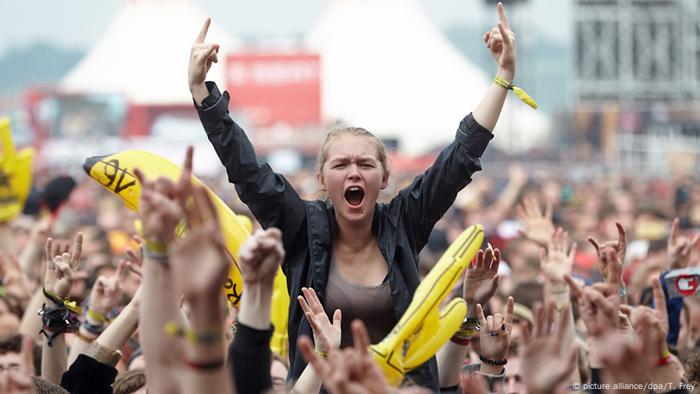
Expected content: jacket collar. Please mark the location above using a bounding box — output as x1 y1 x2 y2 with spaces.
307 200 399 295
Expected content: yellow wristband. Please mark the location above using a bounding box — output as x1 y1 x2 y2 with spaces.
144 239 168 254
164 322 224 345
44 289 82 314
493 75 538 110
662 347 671 359
87 309 107 323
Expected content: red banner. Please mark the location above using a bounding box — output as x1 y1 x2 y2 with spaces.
225 53 321 127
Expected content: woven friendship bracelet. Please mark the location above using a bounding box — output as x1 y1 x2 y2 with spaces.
479 354 507 366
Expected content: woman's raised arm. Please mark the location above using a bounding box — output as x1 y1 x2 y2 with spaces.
187 18 307 253
472 2 516 132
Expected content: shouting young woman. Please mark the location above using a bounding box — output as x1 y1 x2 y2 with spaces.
188 3 518 389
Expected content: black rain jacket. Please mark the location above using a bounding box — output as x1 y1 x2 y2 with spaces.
196 82 493 389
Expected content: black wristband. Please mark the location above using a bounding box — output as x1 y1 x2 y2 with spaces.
42 288 64 307
37 302 81 346
479 354 507 366
38 327 64 347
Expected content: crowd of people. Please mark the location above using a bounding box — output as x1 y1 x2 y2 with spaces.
2 2 700 393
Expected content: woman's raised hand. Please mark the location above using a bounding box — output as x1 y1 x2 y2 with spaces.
188 18 220 102
521 302 578 393
483 2 516 78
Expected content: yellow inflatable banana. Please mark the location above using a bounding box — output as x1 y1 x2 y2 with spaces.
83 150 290 356
0 118 34 223
371 224 483 386
269 267 289 357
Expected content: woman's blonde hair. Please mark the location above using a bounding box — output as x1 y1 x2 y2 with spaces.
315 127 390 181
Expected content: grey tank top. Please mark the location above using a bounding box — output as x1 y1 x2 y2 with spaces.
324 257 397 348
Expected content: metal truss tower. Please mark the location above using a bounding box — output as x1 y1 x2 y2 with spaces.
575 0 699 101
575 0 700 176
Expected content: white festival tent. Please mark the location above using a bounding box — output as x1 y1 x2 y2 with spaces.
57 0 241 176
60 0 550 156
61 0 240 105
305 0 552 154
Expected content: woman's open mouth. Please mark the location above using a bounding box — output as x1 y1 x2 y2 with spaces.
344 186 365 208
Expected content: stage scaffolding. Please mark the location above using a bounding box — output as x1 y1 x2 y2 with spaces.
575 0 700 175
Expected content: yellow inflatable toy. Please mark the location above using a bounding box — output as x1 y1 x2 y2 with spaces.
83 150 290 356
0 118 34 223
269 267 289 357
371 224 483 386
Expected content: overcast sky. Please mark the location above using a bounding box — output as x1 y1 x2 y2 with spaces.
0 0 571 55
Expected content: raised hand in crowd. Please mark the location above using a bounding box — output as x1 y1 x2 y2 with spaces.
298 320 403 394
133 161 190 247
89 261 127 317
597 311 657 394
298 287 341 355
437 246 501 388
476 296 514 376
613 279 671 385
124 235 144 278
236 226 285 331
169 183 234 394
540 228 576 285
232 227 284 394
188 18 220 105
516 197 554 248
61 284 144 393
133 146 193 394
170 185 230 304
463 246 501 308
597 300 682 394
43 234 83 299
566 248 624 375
67 260 128 365
18 215 52 282
41 233 82 384
644 278 669 342
568 234 625 304
667 217 700 269
238 228 284 289
18 234 80 341
588 222 627 280
292 287 341 394
566 250 622 338
474 1 519 130
521 302 578 394
483 1 516 79
538 227 580 387
0 253 33 308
